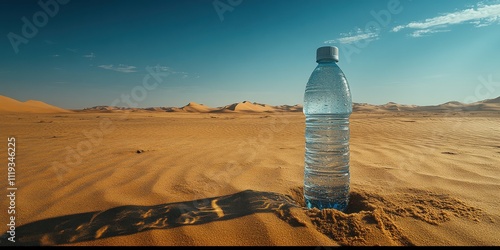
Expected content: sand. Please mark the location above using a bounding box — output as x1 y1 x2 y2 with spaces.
0 102 499 246
0 96 71 114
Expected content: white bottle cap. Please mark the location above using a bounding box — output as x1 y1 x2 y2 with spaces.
316 46 339 63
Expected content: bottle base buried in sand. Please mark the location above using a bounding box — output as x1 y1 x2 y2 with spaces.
304 172 350 211
304 196 349 211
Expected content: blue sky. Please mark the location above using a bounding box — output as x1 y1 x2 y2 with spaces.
1 0 500 109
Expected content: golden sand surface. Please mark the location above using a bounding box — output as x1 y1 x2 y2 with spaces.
0 111 499 246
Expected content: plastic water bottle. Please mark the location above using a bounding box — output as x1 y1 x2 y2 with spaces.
303 46 352 211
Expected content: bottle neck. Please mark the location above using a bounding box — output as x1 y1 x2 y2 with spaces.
317 59 338 65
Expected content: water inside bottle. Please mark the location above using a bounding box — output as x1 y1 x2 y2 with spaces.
304 114 350 211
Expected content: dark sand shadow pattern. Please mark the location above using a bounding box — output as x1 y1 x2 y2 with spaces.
0 190 302 246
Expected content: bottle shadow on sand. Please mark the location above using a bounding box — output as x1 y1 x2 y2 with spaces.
0 190 304 246
2 187 475 246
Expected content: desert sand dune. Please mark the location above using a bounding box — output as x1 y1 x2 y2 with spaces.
0 95 71 114
180 102 216 113
76 96 500 114
219 101 276 113
481 96 500 103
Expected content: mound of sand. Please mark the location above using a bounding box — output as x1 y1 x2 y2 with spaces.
220 101 276 113
352 97 500 113
481 96 500 104
180 102 216 113
274 104 303 112
4 94 500 115
0 95 71 114
76 96 500 114
353 103 382 112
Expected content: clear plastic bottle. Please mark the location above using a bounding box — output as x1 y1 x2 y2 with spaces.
303 46 352 211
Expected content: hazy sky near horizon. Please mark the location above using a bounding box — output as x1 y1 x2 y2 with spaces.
1 0 500 109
